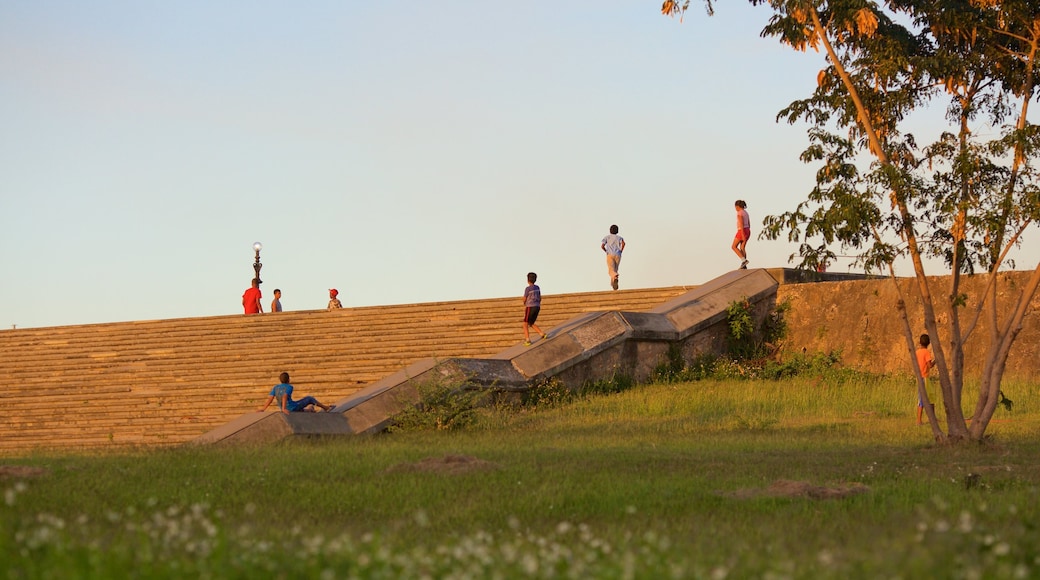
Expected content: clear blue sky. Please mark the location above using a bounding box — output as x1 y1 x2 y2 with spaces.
1 2 1033 329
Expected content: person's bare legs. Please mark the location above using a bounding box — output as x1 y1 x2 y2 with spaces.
732 238 746 260
531 323 544 339
523 321 546 345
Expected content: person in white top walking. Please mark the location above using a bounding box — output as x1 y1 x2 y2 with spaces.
601 224 626 290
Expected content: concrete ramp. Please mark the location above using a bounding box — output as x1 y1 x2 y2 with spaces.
196 270 779 445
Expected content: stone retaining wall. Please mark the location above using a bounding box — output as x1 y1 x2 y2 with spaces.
778 271 1040 380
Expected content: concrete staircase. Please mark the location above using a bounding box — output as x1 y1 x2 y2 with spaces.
0 286 694 455
198 270 782 447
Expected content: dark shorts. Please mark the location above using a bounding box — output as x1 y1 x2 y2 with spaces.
524 306 540 325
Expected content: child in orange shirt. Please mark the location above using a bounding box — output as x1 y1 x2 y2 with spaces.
915 334 936 425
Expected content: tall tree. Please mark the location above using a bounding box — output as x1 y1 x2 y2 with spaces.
663 0 1040 442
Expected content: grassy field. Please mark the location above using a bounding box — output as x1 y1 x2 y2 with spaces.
3 374 1039 578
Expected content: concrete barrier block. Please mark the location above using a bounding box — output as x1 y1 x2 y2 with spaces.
510 312 627 378
196 412 293 446
656 270 777 338
343 378 422 434
618 311 678 340
285 412 354 436
191 410 272 445
333 358 439 412
450 358 528 388
569 312 628 350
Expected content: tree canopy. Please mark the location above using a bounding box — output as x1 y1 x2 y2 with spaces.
664 0 1040 442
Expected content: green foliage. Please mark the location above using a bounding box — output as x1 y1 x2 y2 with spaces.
652 347 876 385
726 297 758 358
578 372 635 397
760 350 842 380
518 372 638 410
388 377 488 432
725 297 791 360
653 342 687 380
396 370 640 432
520 377 572 409
740 0 1040 441
652 298 861 385
652 350 719 383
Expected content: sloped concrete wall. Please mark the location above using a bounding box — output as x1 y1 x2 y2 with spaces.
199 270 781 445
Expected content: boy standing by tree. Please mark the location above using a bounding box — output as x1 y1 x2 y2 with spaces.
916 334 936 425
522 272 548 346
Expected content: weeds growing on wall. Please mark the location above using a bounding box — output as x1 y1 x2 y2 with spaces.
726 297 759 359
726 296 790 359
653 348 876 384
519 373 637 410
652 298 877 384
519 378 571 409
395 372 640 432
388 377 489 432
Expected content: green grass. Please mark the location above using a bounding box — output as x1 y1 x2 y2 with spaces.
3 375 1040 578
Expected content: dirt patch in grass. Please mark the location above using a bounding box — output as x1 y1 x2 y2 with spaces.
0 465 49 480
723 479 870 500
387 454 498 475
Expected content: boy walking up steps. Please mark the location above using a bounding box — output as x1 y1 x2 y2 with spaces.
521 272 548 346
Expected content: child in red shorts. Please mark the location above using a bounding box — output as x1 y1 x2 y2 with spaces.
732 200 750 269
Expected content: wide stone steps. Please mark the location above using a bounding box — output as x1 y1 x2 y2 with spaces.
0 286 692 455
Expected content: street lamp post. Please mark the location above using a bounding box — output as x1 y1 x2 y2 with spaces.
252 242 263 283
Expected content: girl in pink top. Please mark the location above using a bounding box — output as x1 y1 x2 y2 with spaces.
732 200 750 269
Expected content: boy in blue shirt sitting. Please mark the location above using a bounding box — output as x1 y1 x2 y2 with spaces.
258 372 334 414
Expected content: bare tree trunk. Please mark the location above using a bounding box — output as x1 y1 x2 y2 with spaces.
970 277 1001 421
947 232 966 413
893 275 944 440
908 247 970 439
969 265 1040 439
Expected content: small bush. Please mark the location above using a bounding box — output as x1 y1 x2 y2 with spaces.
653 352 726 383
521 378 572 409
650 349 875 384
651 343 687 382
579 372 635 397
389 378 488 432
726 297 758 359
725 297 791 360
